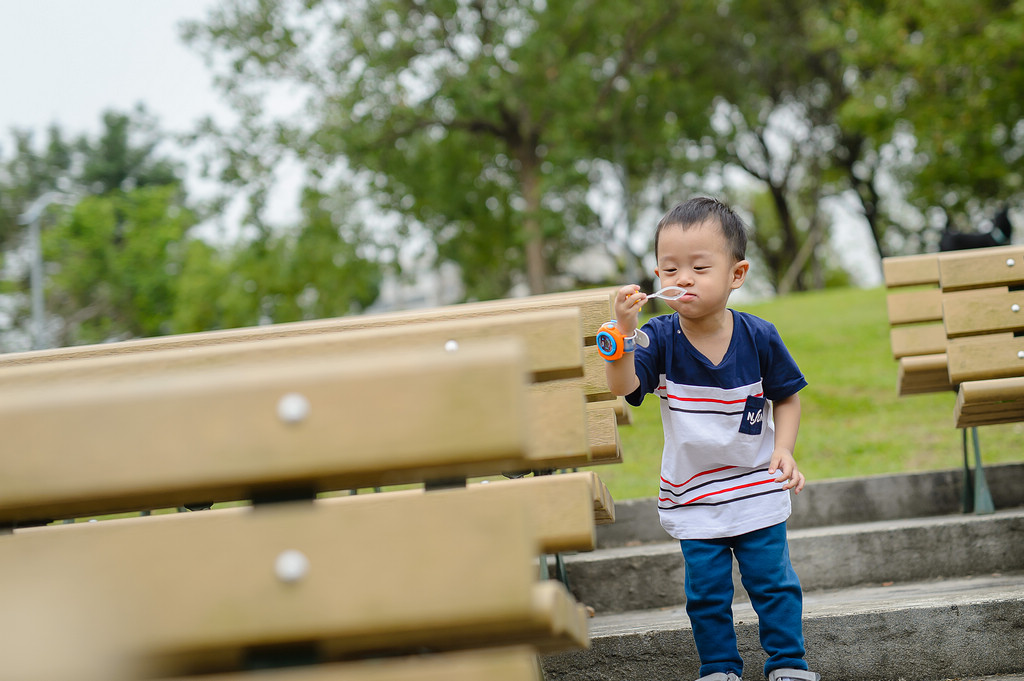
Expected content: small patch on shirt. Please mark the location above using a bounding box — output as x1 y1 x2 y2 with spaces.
739 395 766 435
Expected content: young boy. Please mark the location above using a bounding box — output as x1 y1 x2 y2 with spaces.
603 197 819 681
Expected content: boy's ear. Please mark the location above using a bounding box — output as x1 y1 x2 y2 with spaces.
730 260 750 290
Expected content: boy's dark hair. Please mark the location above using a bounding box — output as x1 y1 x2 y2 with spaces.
655 197 748 262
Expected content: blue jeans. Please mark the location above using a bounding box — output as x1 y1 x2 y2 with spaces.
680 521 807 678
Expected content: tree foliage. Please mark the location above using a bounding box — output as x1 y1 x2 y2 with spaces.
6 1 1024 352
1 108 195 348
43 185 196 344
171 186 382 333
184 0 732 296
827 0 1024 244
183 0 1024 297
1 108 381 350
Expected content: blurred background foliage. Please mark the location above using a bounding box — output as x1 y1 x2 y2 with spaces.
1 0 1022 349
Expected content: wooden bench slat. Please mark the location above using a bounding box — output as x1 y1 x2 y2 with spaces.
938 245 1024 291
153 647 543 681
0 341 539 522
17 471 612 555
942 289 1024 337
0 288 615 370
882 254 941 288
886 288 943 325
587 469 616 524
0 309 585 389
584 405 622 465
612 396 632 425
318 580 587 661
0 492 588 677
947 334 1024 384
955 376 1024 427
897 353 952 395
530 347 612 404
882 254 948 395
956 401 1024 427
470 470 614 537
957 375 1024 404
325 472 605 554
524 387 591 471
889 323 947 359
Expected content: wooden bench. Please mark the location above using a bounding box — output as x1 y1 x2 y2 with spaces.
0 291 624 681
938 245 1024 516
882 248 1024 514
937 245 1024 428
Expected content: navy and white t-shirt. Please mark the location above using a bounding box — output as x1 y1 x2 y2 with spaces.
626 310 807 540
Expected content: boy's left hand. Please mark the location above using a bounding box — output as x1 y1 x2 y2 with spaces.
769 450 805 494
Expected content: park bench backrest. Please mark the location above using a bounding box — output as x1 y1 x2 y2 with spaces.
0 289 625 681
935 246 1024 427
882 253 952 395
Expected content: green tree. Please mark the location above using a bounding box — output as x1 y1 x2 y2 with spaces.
77 109 180 194
184 0 1024 299
658 0 1023 277
827 0 1024 243
2 106 384 350
43 185 197 345
183 0 723 298
172 185 382 332
769 0 1024 261
675 0 873 290
1 108 194 348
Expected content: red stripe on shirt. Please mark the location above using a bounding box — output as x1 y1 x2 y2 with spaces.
661 466 736 488
657 477 777 505
657 386 764 406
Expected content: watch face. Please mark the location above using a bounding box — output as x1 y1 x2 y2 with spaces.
597 331 617 357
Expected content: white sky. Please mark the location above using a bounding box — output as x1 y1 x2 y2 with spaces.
0 0 225 138
0 0 309 233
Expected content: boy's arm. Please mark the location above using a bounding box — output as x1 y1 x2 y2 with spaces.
604 285 645 397
769 392 805 493
605 351 641 396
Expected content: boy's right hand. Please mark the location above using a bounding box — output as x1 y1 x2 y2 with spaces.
613 285 647 336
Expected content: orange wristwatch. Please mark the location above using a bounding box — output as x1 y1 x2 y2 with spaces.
596 321 636 361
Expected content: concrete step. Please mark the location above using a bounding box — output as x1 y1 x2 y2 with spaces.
567 507 1024 614
543 572 1024 681
597 462 1024 549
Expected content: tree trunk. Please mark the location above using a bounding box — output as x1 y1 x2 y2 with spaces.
519 152 547 294
768 183 806 291
777 210 823 295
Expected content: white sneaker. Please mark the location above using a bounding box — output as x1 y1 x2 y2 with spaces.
695 674 741 681
768 669 820 681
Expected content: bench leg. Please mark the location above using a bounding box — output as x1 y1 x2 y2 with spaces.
554 552 570 588
969 427 995 515
961 429 974 513
538 553 571 591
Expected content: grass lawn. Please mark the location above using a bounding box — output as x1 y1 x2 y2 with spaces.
599 285 1024 501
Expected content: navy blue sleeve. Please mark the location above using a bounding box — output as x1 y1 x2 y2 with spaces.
760 322 807 401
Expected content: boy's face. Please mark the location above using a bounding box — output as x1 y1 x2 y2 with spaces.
654 221 749 320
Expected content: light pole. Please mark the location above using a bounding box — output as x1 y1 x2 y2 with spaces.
17 192 74 350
